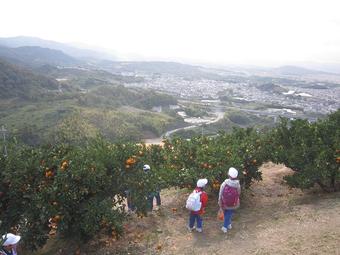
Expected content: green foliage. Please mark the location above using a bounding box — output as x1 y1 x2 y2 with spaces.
0 70 178 145
160 127 268 191
224 110 275 127
270 110 340 192
55 108 173 143
0 58 179 146
0 59 59 100
79 85 177 110
0 139 160 250
1 101 175 145
184 105 208 118
35 64 143 89
0 127 268 250
177 110 275 138
0 110 338 252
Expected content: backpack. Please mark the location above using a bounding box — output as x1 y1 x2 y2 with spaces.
185 191 202 211
222 184 239 208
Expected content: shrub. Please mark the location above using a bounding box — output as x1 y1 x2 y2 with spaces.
270 110 340 192
0 139 159 250
160 127 269 192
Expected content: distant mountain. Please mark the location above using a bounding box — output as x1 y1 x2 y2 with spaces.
0 36 116 61
35 64 143 89
272 65 329 76
97 60 227 80
0 45 81 68
0 58 59 99
298 63 340 75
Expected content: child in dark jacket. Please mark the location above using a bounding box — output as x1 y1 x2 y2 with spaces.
187 178 208 233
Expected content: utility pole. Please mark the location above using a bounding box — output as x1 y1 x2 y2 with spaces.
0 125 8 157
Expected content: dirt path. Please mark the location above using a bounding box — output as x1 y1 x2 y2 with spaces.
88 163 340 255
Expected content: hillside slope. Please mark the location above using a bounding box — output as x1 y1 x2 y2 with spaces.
0 46 81 67
0 58 59 99
80 163 340 255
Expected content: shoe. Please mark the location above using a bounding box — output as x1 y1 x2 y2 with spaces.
187 226 195 232
196 228 202 233
227 224 232 230
221 226 228 233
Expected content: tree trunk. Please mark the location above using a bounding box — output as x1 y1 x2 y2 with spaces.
316 180 332 193
330 175 336 192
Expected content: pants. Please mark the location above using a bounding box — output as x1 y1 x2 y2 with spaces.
127 197 135 211
125 190 135 211
148 191 161 210
223 209 234 228
189 213 202 229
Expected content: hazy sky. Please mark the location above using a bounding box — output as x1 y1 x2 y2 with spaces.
1 0 340 65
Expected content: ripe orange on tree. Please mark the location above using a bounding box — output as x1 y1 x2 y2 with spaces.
45 170 54 178
60 160 68 170
336 157 340 164
125 157 137 165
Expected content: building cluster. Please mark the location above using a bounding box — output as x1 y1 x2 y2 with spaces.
127 73 340 116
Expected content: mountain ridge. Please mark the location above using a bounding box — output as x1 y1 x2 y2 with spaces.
0 36 116 61
0 45 81 68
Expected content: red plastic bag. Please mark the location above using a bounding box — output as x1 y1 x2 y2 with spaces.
217 209 224 221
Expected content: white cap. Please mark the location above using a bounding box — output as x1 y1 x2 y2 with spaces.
197 178 208 188
143 164 151 171
228 167 238 179
2 233 21 246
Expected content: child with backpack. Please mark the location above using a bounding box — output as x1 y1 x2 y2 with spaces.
218 167 241 233
186 178 208 233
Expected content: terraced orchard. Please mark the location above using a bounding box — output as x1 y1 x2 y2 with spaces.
0 110 339 253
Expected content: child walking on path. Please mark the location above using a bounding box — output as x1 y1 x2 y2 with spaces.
187 178 208 233
218 167 241 233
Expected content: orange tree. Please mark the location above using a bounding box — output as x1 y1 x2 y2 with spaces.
160 127 269 192
0 138 160 250
269 110 340 192
0 128 272 251
0 142 49 250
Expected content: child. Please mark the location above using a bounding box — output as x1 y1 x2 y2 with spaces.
143 164 162 211
218 167 241 233
1 233 21 255
187 178 208 233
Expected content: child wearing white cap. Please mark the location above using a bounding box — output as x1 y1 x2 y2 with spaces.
218 167 241 233
186 178 208 233
1 233 21 255
143 164 162 211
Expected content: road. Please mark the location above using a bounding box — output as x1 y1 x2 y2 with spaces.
143 110 224 145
